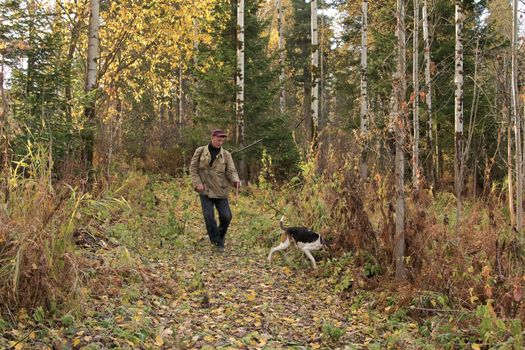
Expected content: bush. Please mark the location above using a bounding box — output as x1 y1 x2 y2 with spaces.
0 144 85 316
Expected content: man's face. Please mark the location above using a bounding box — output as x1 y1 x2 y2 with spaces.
211 135 226 148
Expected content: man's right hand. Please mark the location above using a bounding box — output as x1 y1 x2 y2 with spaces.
195 183 205 193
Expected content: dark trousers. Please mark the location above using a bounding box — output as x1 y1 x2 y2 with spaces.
199 195 232 247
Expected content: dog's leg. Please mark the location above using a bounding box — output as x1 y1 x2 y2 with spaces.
268 235 290 262
302 248 317 269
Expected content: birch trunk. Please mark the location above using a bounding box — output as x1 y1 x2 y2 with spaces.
84 0 100 180
320 8 324 126
394 0 407 280
311 0 319 149
511 0 522 232
85 0 99 102
192 19 199 117
236 0 247 180
178 63 183 138
422 0 435 189
360 0 369 179
0 55 8 171
278 0 285 113
412 0 419 194
508 108 515 226
454 1 464 230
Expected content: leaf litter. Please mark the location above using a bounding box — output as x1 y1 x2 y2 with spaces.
0 179 424 350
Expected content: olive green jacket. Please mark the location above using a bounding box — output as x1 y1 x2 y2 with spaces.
190 145 240 199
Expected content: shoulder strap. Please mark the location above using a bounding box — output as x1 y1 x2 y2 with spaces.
197 145 206 161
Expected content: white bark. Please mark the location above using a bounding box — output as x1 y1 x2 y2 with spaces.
394 0 406 280
192 19 199 117
454 1 464 229
412 0 419 193
0 55 8 170
422 0 435 188
511 0 522 232
508 108 515 227
85 0 99 95
83 0 100 178
236 0 245 148
311 0 319 145
179 63 183 137
360 0 368 179
278 0 285 113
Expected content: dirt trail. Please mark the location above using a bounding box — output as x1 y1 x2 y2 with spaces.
163 234 368 349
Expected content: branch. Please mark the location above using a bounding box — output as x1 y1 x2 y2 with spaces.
230 138 264 155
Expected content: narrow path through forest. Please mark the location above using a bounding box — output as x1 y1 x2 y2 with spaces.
162 234 368 349
1 182 425 350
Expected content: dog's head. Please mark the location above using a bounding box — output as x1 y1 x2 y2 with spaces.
319 229 334 252
321 237 333 250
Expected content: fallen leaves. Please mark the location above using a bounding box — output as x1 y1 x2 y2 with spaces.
0 179 425 350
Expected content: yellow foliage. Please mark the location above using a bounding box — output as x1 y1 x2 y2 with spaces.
98 0 218 104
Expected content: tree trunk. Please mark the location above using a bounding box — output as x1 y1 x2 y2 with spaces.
320 7 324 127
394 0 407 280
278 0 285 114
192 18 199 117
360 0 369 179
65 20 82 123
304 84 312 149
422 0 435 190
511 0 522 233
236 0 247 180
464 38 480 183
84 0 100 183
26 0 36 99
0 55 8 172
178 63 183 138
412 0 420 194
310 0 319 150
454 1 464 231
508 106 515 225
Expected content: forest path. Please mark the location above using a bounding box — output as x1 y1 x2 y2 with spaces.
161 229 368 349
1 181 423 350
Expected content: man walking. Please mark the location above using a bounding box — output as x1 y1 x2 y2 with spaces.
190 129 240 252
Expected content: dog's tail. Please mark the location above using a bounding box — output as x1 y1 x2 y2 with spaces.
280 215 286 230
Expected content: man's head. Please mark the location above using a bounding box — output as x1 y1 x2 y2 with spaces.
210 128 227 148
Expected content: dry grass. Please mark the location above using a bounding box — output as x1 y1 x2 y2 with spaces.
282 128 525 323
0 145 85 317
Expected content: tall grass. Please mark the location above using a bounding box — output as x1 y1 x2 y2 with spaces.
0 143 85 318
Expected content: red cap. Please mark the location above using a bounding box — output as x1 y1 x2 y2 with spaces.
211 129 227 138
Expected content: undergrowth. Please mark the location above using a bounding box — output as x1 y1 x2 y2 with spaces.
2 137 524 348
0 143 86 317
251 128 525 349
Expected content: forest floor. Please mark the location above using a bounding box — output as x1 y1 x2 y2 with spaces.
1 178 431 350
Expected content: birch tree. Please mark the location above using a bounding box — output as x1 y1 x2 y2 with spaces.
311 0 319 148
412 0 419 194
0 53 8 172
511 0 522 232
84 0 100 178
278 0 285 114
360 0 368 179
237 0 247 180
394 0 407 280
454 1 464 228
422 0 434 188
178 63 183 137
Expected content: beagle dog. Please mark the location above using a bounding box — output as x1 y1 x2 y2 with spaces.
267 216 327 269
